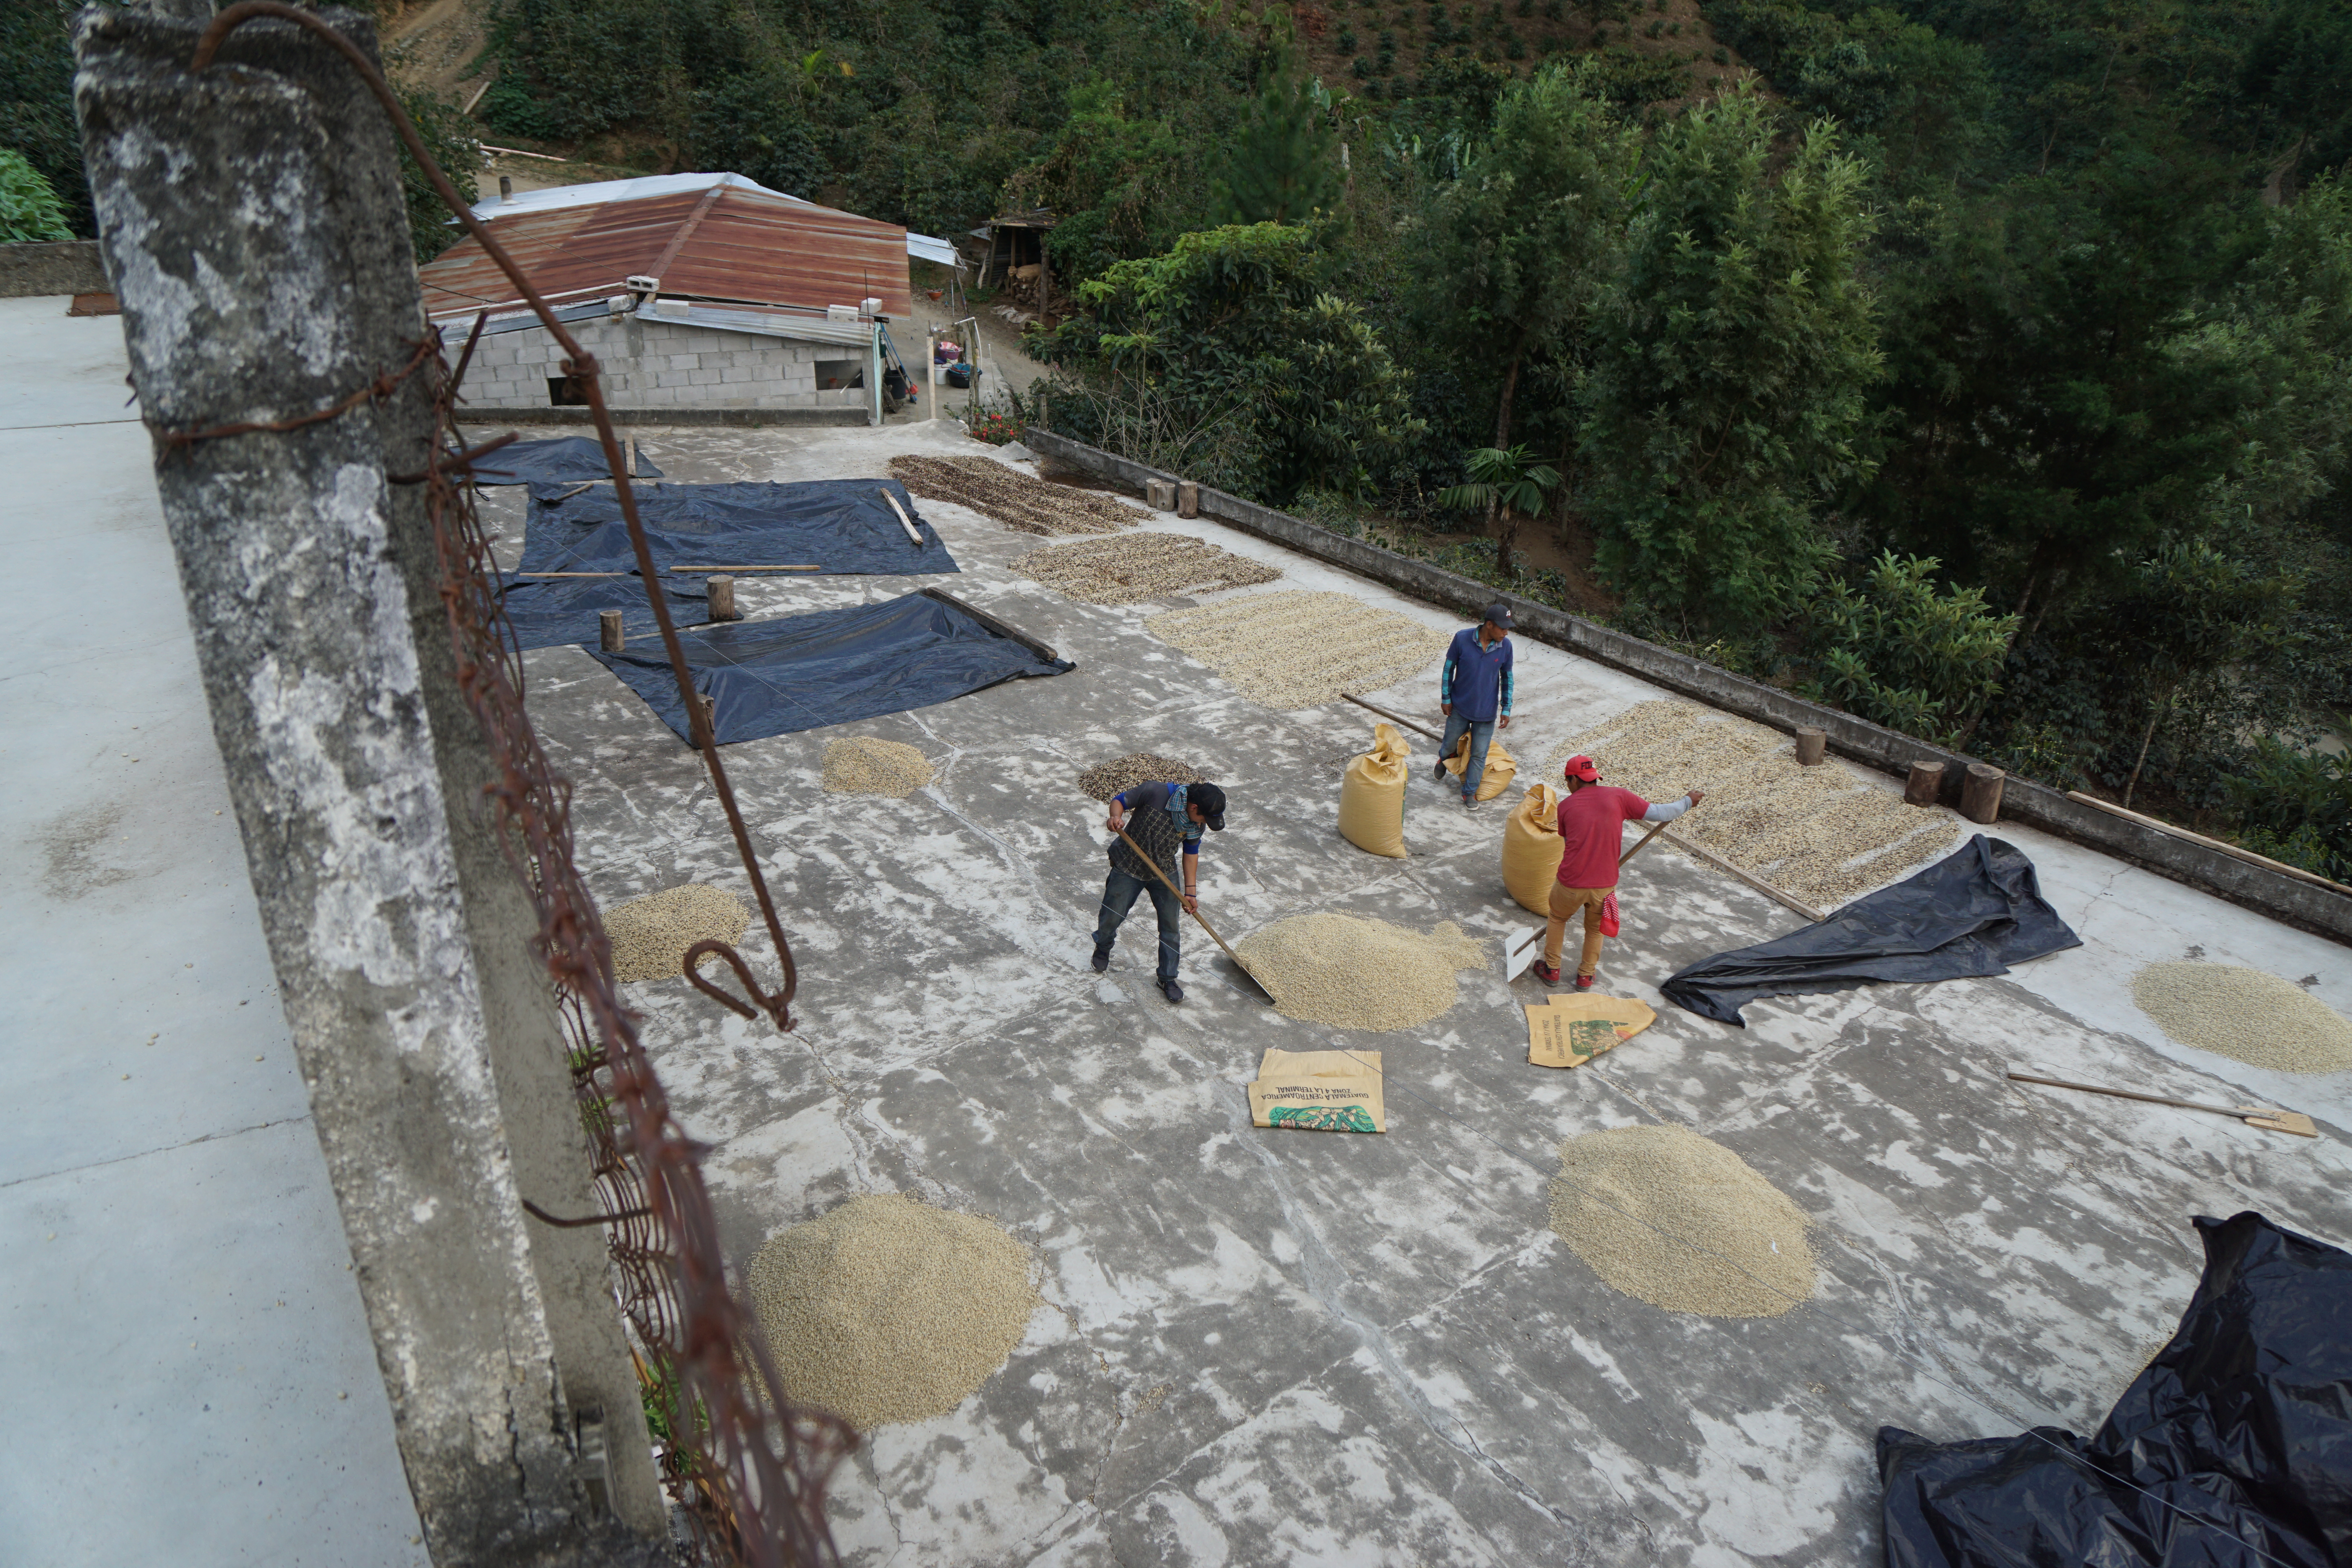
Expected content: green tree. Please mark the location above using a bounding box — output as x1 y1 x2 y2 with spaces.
1 0 83 236
1807 551 2018 743
2104 541 2303 808
396 86 485 265
1416 63 1638 572
2238 0 2352 198
1704 0 1996 195
1437 444 1564 575
1861 144 2269 628
0 147 70 243
1214 61 1343 225
1038 224 1422 501
1579 85 1882 630
686 72 829 200
1006 80 1198 286
2229 740 2352 881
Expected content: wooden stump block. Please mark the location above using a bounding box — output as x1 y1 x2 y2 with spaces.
1177 481 1199 519
1904 759 1945 808
1793 726 1826 766
707 574 738 622
1147 479 1178 511
598 609 624 652
1961 762 2006 824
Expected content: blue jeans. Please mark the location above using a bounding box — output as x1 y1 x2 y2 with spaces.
1094 869 1181 980
1440 711 1496 799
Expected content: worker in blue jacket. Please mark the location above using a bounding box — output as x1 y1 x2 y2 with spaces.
1436 603 1515 807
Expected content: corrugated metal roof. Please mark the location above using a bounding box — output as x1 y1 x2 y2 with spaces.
906 231 962 268
420 181 915 323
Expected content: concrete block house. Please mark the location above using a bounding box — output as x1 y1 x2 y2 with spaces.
420 173 957 423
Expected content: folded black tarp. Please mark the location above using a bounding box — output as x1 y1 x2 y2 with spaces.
1880 1211 2352 1568
590 588 1073 744
463 436 663 485
1659 835 2080 1025
492 572 706 652
519 479 956 576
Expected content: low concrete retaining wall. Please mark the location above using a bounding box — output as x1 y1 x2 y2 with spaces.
1028 427 2352 946
0 239 108 297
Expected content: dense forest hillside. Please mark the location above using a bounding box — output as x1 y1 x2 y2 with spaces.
4 0 2347 873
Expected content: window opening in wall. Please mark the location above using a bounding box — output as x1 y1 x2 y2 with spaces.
814 359 866 391
548 373 590 406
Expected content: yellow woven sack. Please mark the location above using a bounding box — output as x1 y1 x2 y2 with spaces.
1502 782 1562 913
1443 730 1518 801
1339 722 1410 858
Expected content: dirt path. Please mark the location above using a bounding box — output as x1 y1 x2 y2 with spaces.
381 0 495 100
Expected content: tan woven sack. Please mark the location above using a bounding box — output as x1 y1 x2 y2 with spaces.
1338 722 1411 858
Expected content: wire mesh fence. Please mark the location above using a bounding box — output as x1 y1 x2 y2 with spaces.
183 7 851 1562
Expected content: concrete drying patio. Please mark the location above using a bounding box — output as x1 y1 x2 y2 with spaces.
475 419 2352 1567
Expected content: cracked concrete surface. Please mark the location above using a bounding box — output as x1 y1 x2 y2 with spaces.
494 417 2349 1566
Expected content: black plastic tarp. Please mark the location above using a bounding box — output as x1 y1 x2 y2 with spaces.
463 436 663 485
1879 1211 2352 1568
1659 835 2080 1025
519 479 956 576
493 572 706 652
589 589 1073 744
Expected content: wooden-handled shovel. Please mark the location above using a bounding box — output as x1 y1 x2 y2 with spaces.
1112 827 1279 1002
2006 1070 2318 1137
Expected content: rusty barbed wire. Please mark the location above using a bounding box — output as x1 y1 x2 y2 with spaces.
415 276 849 1568
151 332 436 453
187 7 847 1565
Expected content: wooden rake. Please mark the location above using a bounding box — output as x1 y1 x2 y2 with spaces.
2007 1070 2318 1138
1112 827 1278 1002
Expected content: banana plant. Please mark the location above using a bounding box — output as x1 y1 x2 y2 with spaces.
1438 443 1560 579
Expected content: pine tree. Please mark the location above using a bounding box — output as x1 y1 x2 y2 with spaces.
1213 64 1343 226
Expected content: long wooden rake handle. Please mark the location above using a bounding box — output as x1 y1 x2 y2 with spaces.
1112 827 1276 1000
1619 818 1672 867
2006 1071 2316 1136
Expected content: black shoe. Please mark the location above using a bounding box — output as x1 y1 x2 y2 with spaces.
1159 976 1183 1004
1091 944 1111 973
1432 760 1449 784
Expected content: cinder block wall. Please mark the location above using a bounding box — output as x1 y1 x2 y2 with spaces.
454 316 867 411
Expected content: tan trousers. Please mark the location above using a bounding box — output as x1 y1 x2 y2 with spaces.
1546 883 1610 978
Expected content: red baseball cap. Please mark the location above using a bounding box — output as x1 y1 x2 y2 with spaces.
1562 755 1601 783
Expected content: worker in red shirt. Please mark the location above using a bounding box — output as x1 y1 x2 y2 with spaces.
1534 754 1705 988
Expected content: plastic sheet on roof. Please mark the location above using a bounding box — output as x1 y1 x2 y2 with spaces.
1659 835 2081 1025
589 590 1073 744
1879 1211 2352 1568
518 479 956 575
465 436 664 485
492 572 706 651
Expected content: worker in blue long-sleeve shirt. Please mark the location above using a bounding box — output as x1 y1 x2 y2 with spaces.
1435 602 1515 808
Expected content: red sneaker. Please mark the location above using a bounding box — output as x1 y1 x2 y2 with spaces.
1531 961 1561 984
1574 973 1595 991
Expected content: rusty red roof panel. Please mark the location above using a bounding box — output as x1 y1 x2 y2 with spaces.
419 186 914 321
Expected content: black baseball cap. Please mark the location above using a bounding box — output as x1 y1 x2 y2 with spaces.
1190 781 1227 830
1483 602 1514 628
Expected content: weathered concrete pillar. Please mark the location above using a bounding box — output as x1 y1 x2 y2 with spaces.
74 9 663 1563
